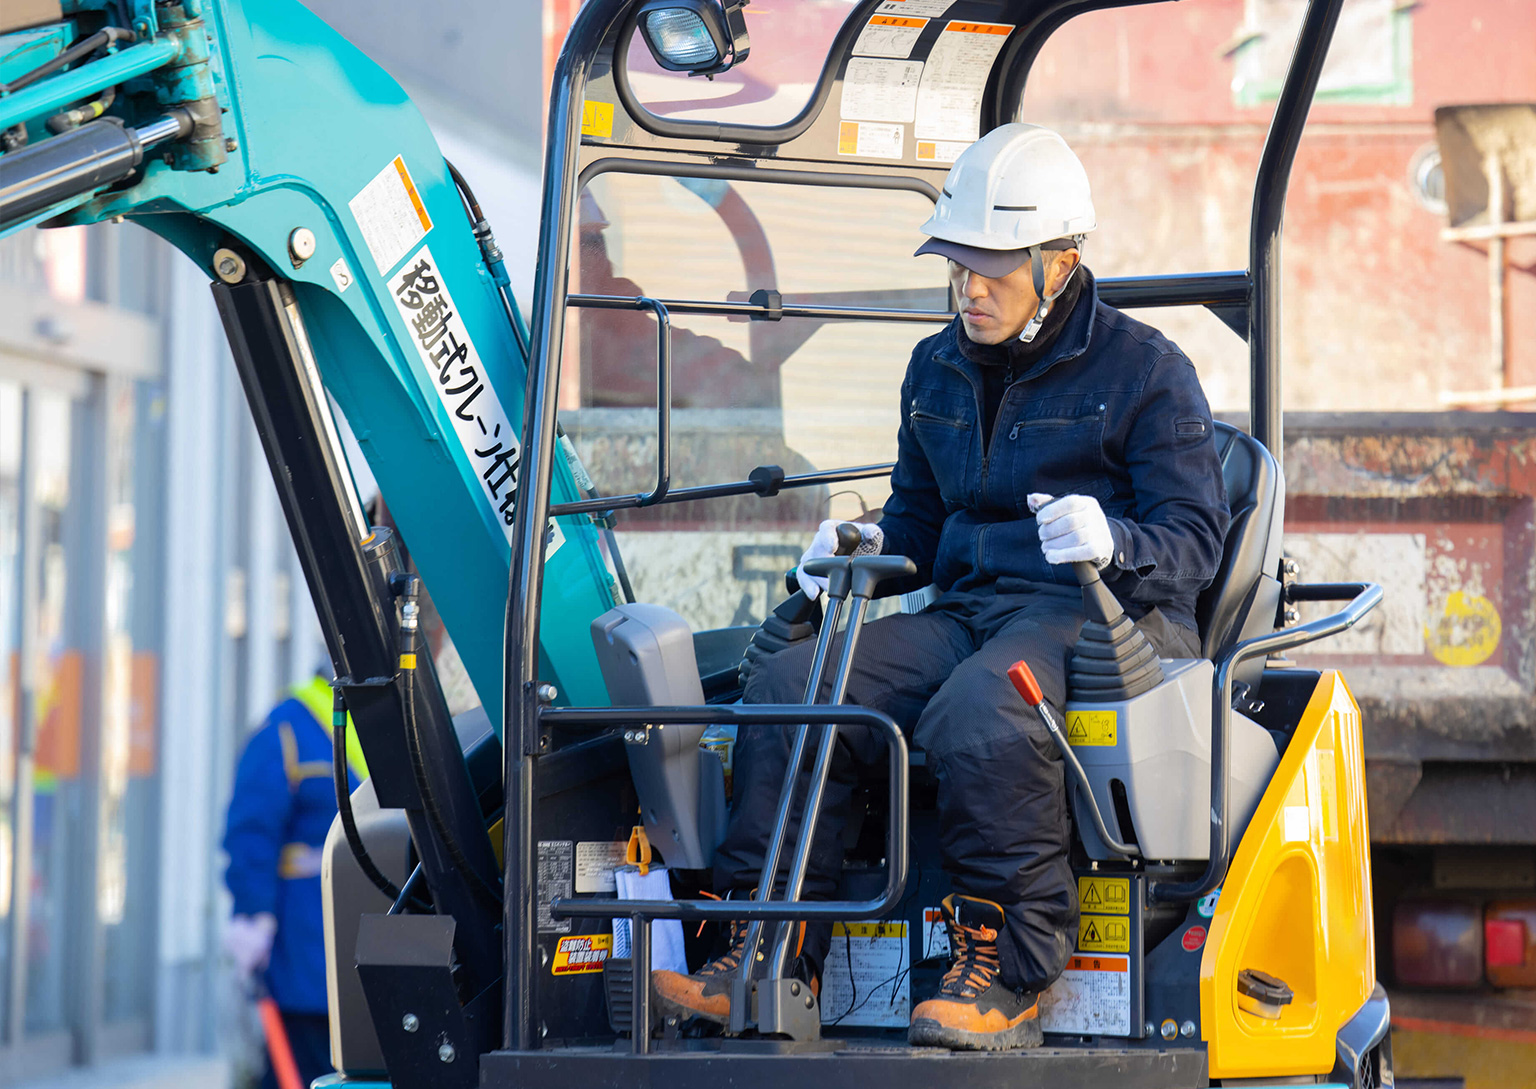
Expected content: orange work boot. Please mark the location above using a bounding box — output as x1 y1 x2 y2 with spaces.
908 894 1043 1051
652 918 813 1026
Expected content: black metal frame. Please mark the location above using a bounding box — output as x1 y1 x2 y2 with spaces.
1150 579 1382 903
507 0 1350 1053
213 275 505 1061
541 704 909 1053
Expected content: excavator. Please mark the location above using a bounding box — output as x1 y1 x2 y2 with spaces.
0 0 1390 1085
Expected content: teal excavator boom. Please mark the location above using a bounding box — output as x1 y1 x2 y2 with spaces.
0 0 618 1070
0 0 616 722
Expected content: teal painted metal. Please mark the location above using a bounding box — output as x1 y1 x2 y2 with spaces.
0 23 73 86
0 0 616 727
0 36 181 131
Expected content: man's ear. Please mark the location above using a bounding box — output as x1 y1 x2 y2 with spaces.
1047 249 1081 297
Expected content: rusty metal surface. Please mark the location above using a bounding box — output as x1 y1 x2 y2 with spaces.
1271 413 1536 842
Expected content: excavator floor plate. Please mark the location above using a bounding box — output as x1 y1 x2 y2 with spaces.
482 1040 1208 1089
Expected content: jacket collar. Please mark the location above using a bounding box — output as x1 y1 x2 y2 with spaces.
935 268 1099 385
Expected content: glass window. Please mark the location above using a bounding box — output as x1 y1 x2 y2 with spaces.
563 171 945 630
24 389 77 1035
0 380 20 1036
623 0 857 126
101 377 154 1023
1231 0 1412 107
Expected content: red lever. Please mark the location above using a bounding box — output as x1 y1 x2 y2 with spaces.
1007 660 1044 707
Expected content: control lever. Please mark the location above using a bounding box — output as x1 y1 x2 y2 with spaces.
1008 660 1140 859
1067 559 1164 700
748 525 871 693
734 551 916 1039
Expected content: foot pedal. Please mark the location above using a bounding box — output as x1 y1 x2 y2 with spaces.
603 957 635 1034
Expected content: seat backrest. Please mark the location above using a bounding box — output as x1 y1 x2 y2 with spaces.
1195 423 1285 673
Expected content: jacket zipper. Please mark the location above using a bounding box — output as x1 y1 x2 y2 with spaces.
909 408 969 429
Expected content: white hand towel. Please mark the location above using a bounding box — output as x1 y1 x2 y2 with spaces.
612 865 689 975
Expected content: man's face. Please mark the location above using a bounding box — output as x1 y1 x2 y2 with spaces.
949 249 1080 345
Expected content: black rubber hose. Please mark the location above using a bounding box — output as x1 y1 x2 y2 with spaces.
0 27 135 95
331 687 404 901
444 157 532 361
401 661 504 908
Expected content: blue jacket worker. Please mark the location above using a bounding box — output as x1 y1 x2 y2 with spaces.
223 673 367 1089
651 124 1229 1051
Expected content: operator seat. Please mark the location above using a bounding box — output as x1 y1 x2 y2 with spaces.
1195 421 1285 686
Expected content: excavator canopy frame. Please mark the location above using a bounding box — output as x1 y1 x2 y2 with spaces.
506 0 1347 1059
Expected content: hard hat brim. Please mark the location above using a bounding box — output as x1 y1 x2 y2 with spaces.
914 237 1031 278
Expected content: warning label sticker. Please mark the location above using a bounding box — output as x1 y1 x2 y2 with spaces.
916 139 970 164
537 840 574 934
876 0 952 16
837 120 905 160
922 906 951 958
854 14 929 59
841 57 924 122
821 921 910 1027
1039 955 1131 1035
575 841 628 894
1066 710 1117 747
552 933 613 975
1079 876 1131 916
350 156 433 276
1078 913 1131 954
581 100 614 138
914 21 1013 143
389 245 529 546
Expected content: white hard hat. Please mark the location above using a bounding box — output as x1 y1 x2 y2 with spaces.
916 124 1095 340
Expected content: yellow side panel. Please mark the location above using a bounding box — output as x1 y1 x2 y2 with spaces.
1202 670 1376 1078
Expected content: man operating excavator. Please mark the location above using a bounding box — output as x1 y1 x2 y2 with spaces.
651 123 1231 1051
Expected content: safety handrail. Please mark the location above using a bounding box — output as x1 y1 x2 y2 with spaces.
566 273 1250 328
542 702 908 1054
548 462 893 518
542 703 909 921
1150 579 1382 903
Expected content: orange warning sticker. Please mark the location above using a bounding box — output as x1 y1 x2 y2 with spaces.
1065 955 1129 972
392 156 432 234
552 933 613 975
944 20 1011 34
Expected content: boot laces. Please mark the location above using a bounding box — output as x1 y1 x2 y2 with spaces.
698 920 749 978
940 917 1000 999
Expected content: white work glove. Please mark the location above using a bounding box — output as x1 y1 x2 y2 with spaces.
223 912 278 978
1029 493 1114 569
796 519 884 601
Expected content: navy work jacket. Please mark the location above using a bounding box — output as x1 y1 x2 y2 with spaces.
223 694 359 1015
878 273 1230 634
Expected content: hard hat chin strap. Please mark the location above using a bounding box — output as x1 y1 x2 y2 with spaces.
1018 237 1086 344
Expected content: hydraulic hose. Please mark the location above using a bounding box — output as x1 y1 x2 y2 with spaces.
0 27 136 95
331 686 404 901
397 575 504 908
444 158 533 360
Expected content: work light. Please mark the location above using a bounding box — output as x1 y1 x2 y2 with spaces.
636 0 750 75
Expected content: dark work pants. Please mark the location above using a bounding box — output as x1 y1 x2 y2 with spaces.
260 1011 331 1089
716 585 1198 992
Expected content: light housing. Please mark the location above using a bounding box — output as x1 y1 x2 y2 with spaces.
1392 899 1482 988
1485 901 1536 988
636 0 750 76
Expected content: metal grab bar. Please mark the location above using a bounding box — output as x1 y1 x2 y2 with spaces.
593 295 675 507
548 462 893 518
1150 580 1382 903
545 703 907 1052
543 703 909 922
566 272 1251 328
